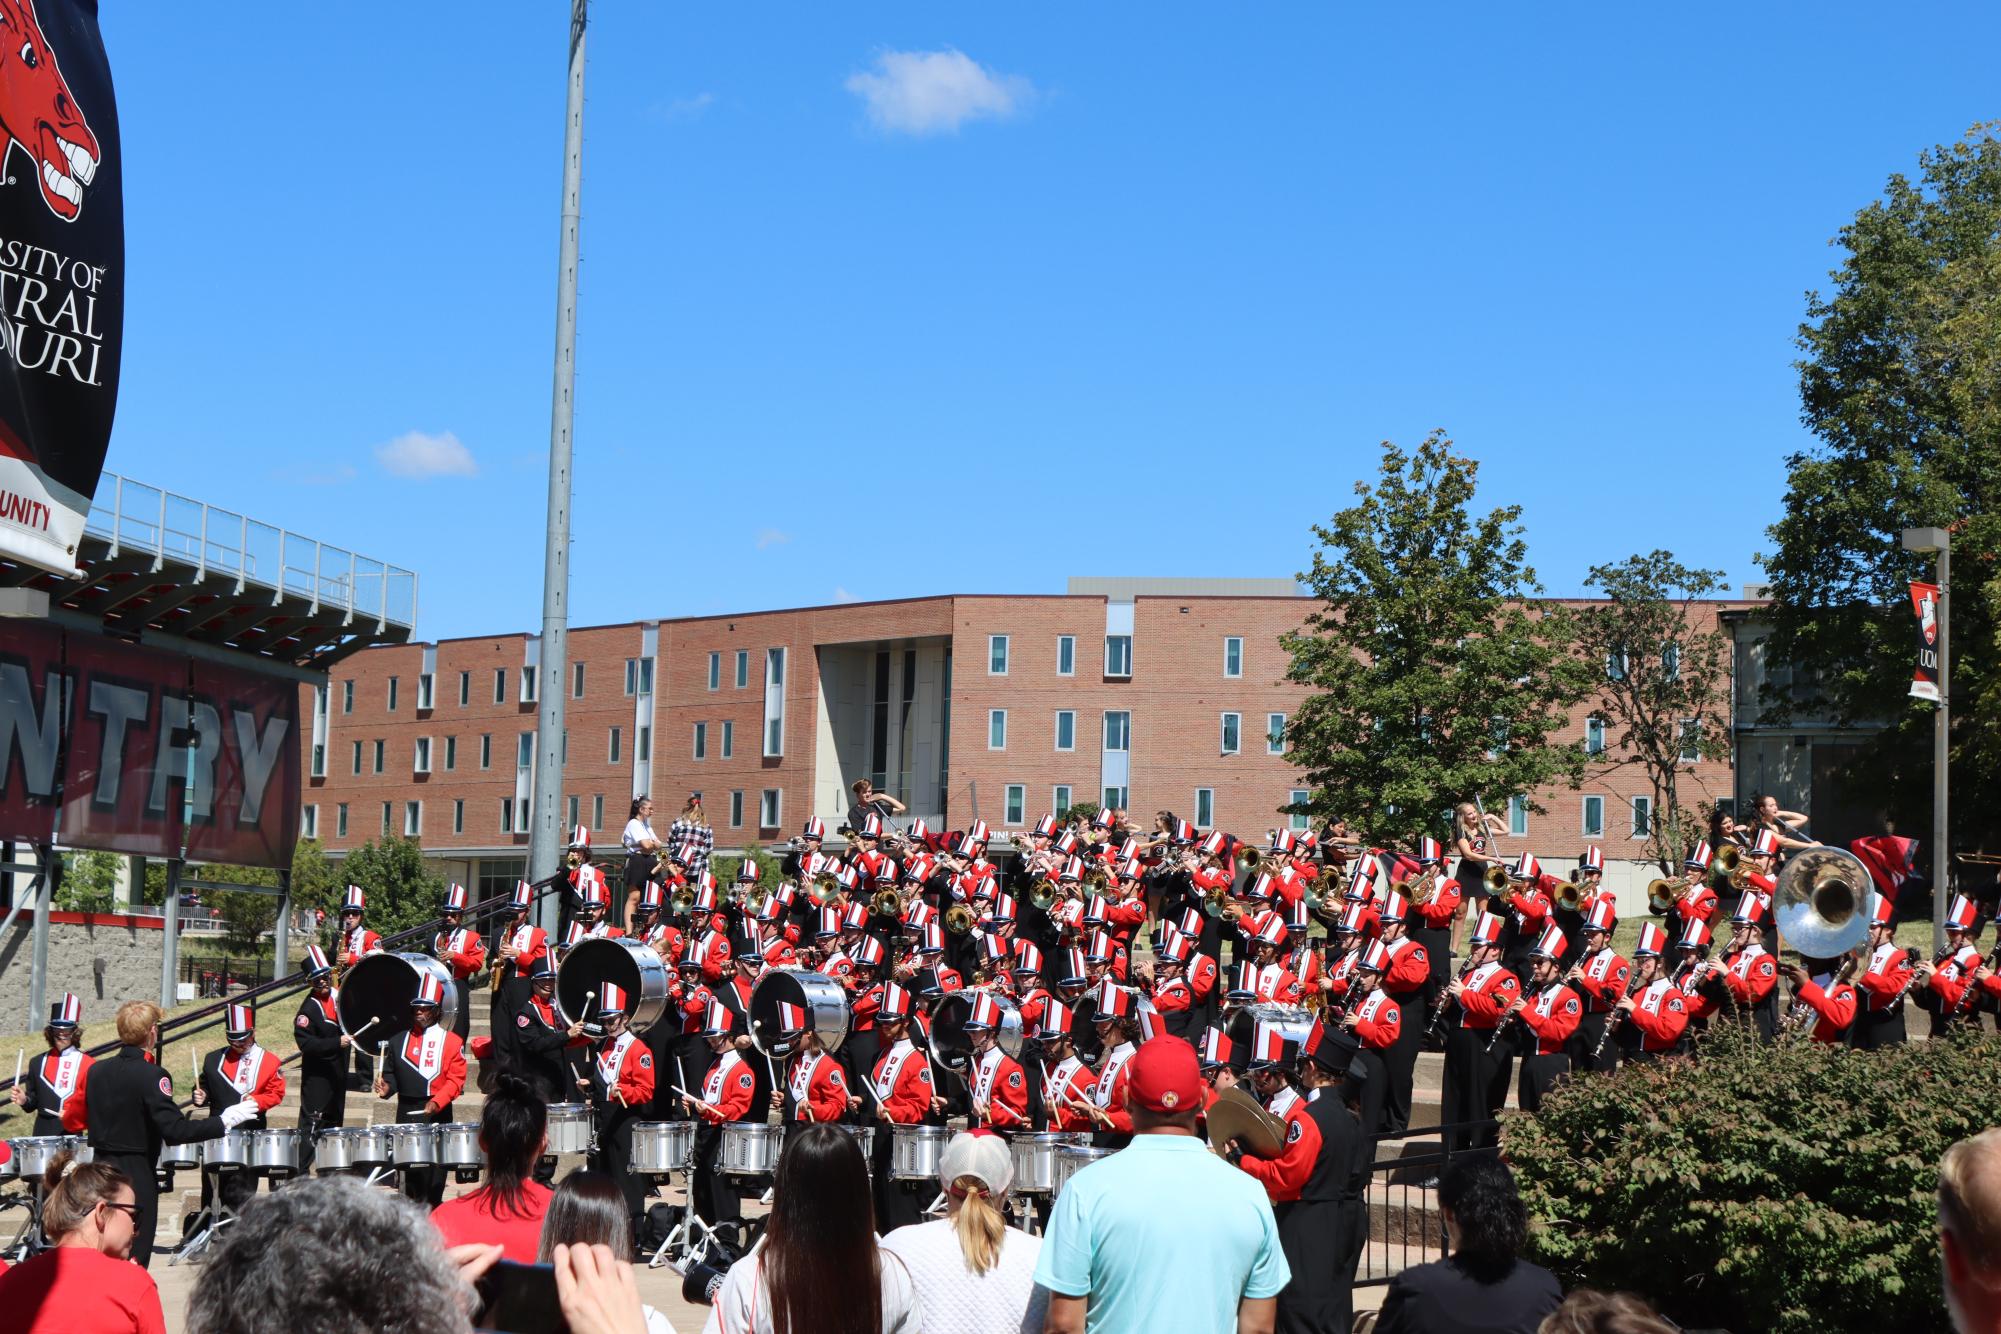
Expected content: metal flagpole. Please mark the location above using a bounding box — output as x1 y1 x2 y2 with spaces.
529 0 589 936
1903 527 1950 955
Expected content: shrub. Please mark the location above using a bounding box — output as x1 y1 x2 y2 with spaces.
57 850 121 912
710 843 776 891
326 836 446 945
1505 1023 2000 1333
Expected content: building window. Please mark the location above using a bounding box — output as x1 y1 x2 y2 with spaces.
1289 789 1311 831
341 680 353 714
764 649 786 758
1195 788 1215 827
494 668 507 704
372 740 385 774
573 662 586 698
1057 635 1075 676
521 669 537 704
989 710 1007 750
1224 637 1243 678
311 743 325 779
413 737 432 773
1102 785 1129 810
444 736 457 771
638 726 651 763
1104 635 1132 677
759 788 782 829
1054 785 1072 818
989 635 1009 676
1679 720 1701 764
351 740 362 775
479 734 492 770
721 721 734 759
593 794 604 828
1104 711 1131 751
730 791 744 828
517 732 533 768
608 728 622 764
1055 710 1076 751
693 722 708 760
625 657 653 696
336 803 348 837
405 801 422 837
458 671 470 706
1582 795 1604 838
1508 794 1529 836
1585 716 1607 756
567 795 580 828
387 677 399 711
1004 784 1025 825
381 802 392 836
453 799 464 834
1220 713 1241 755
735 650 749 688
1632 796 1652 837
708 653 721 691
501 799 514 833
1662 642 1681 682
1605 648 1627 682
1267 713 1286 755
417 673 434 710
301 804 318 838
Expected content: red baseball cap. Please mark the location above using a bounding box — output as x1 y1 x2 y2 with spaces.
1126 1037 1202 1114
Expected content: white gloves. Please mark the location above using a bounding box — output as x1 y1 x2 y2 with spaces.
219 1102 258 1130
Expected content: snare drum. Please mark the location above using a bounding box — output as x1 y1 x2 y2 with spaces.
544 1103 591 1156
0 1145 15 1182
390 1123 438 1167
157 1140 203 1172
1051 1145 1110 1197
248 1129 302 1176
9 1137 74 1178
204 1131 251 1171
1009 1132 1083 1196
436 1124 485 1169
630 1121 694 1175
890 1125 949 1182
347 1124 392 1167
720 1122 783 1178
313 1128 369 1173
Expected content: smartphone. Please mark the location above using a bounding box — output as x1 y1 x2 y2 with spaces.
475 1259 569 1334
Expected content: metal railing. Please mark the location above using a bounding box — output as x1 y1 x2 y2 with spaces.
1354 1119 1501 1287
84 472 418 629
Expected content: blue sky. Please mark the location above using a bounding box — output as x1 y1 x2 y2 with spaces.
97 4 2001 639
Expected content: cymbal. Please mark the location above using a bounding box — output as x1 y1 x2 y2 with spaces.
1206 1085 1285 1158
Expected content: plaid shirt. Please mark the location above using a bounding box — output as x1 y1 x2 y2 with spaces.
668 818 714 877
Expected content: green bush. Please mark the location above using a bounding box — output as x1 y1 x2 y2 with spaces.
57 850 121 913
1505 1023 1996 1332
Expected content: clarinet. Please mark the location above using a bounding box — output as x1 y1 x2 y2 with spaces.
1425 964 1472 1041
1879 946 1937 1011
1946 946 1999 1022
1591 970 1646 1059
1483 994 1528 1055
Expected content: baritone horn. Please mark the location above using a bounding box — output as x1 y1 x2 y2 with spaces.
1029 878 1060 911
871 887 904 918
944 903 977 936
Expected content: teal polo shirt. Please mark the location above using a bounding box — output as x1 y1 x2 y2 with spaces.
1033 1132 1290 1334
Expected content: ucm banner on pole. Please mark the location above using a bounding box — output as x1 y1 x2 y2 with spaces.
0 623 299 867
1909 580 1942 703
0 0 123 578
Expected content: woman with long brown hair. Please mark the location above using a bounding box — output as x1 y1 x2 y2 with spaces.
0 1151 166 1331
701 1124 920 1334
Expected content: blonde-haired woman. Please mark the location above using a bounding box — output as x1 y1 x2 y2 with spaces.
0 1150 166 1331
667 794 714 884
1451 800 1508 956
880 1133 1047 1334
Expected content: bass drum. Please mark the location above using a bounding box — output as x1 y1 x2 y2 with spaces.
1226 1002 1314 1058
339 952 460 1039
749 970 850 1057
930 991 1025 1074
557 937 670 1034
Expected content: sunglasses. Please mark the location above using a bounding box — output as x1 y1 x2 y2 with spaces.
100 1201 139 1220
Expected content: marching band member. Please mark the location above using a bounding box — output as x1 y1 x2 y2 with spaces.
1036 1000 1100 1132
1916 894 1989 1035
1406 837 1463 1027
1717 894 1780 1040
683 999 752 1239
291 947 348 1151
1850 896 1916 1048
1674 920 1724 1033
1196 1026 1236 1109
374 977 466 1206
755 898 798 967
1012 943 1051 1030
655 947 715 1121
773 1004 851 1125
867 984 939 1232
1149 932 1200 1040
914 922 963 991
1665 842 1719 945
1340 941 1403 1062
1229 1018 1323 1218
1375 891 1429 1135
1283 901 1326 1003
1614 924 1689 1063
337 885 380 967
193 1003 286 1214
1574 845 1612 920
11 993 90 1135
1323 906 1367 1014
1506 925 1581 1113
1780 952 1859 1044
844 937 890 1095
434 884 485 1041
779 817 827 882
583 981 656 1241
1565 900 1628 1073
1440 912 1517 1151
1083 982 1139 1147
1244 917 1305 1003
562 881 623 951
510 957 588 1154
1496 853 1554 971
962 993 1029 1132
492 881 549 1031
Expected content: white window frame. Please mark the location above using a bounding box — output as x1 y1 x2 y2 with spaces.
1679 719 1701 764
1194 787 1215 827
638 726 652 763
404 800 422 837
1220 712 1241 756
457 672 470 706
1289 789 1311 831
1054 710 1076 752
759 788 782 829
494 668 508 704
735 650 749 688
1004 784 1026 825
1105 634 1132 678
501 798 514 834
387 676 399 712
1582 795 1605 838
1508 794 1529 837
989 634 1010 676
693 722 708 760
479 734 492 770
1662 642 1681 682
517 732 534 768
1631 795 1652 838
311 743 325 779
372 740 385 775
763 649 786 758
341 680 354 714
444 736 457 771
1224 637 1243 678
1605 648 1628 682
1102 785 1129 810
1267 713 1286 755
521 669 537 704
593 794 605 829
350 740 362 776
301 804 318 839
336 803 349 838
1053 785 1072 818
625 659 640 696
413 736 432 774
1585 716 1607 756
381 803 392 836
452 799 464 835
988 709 1007 751
416 673 434 710
567 794 580 828
1056 635 1076 677
1104 711 1131 752
708 652 721 691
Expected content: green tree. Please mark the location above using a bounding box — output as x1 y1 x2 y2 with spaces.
185 862 280 954
56 850 121 913
330 836 446 946
289 837 339 922
1281 433 1595 844
1574 553 1735 874
1763 127 2001 850
710 843 777 891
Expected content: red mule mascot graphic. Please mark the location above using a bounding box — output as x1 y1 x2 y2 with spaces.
0 0 101 221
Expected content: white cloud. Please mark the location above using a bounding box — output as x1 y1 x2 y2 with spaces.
845 49 1032 136
656 91 715 121
833 587 860 604
375 430 477 480
755 528 791 550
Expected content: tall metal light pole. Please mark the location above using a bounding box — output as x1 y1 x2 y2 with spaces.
1902 526 1950 954
529 0 588 933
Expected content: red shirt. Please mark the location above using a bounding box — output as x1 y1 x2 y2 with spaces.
431 1181 554 1264
0 1245 167 1333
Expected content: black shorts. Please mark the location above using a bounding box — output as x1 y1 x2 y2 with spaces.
623 854 655 891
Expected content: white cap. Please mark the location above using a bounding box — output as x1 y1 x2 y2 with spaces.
938 1130 1013 1197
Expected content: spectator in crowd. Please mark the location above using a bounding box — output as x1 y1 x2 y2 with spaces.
668 795 715 882
0 1151 165 1333
882 1131 1048 1334
1036 1037 1288 1334
1374 1156 1563 1334
538 1171 677 1332
185 1175 650 1334
701 1123 921 1334
432 1073 553 1262
1940 1127 2001 1334
1536 1290 1676 1334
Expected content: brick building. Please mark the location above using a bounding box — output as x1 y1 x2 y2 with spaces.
299 577 1759 913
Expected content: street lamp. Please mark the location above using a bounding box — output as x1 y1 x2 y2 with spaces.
1901 526 1950 954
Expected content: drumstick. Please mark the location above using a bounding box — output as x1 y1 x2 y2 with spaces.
12 1049 20 1087
349 1017 379 1045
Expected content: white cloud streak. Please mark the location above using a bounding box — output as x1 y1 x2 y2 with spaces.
845 49 1032 136
375 430 477 480
755 528 791 550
